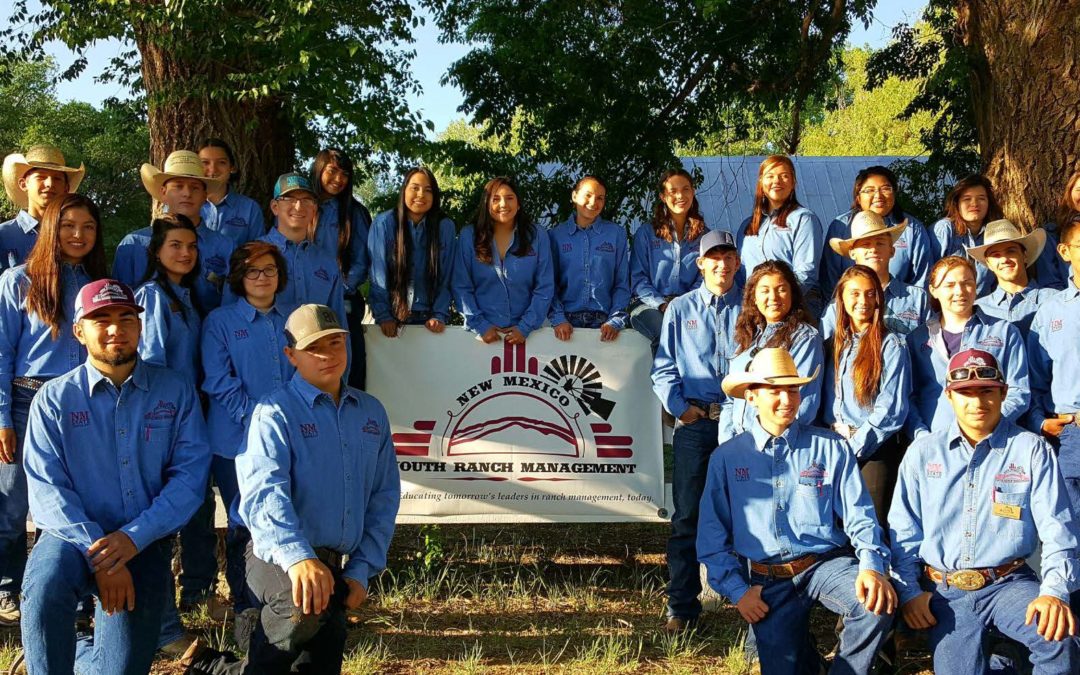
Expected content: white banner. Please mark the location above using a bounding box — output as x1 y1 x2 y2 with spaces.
366 326 666 523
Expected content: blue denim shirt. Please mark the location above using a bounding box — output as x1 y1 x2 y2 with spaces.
819 276 929 341
974 281 1056 334
1026 280 1080 474
889 420 1079 604
548 216 631 329
366 209 457 324
135 280 202 382
452 225 555 337
201 190 266 246
23 360 210 558
905 310 1030 439
698 420 890 603
822 331 911 459
238 373 400 587
201 299 294 459
113 223 236 311
629 224 704 308
820 210 933 297
651 283 742 418
0 211 38 272
735 207 824 313
931 218 995 297
718 322 825 444
1034 223 1071 291
0 263 91 428
313 198 371 295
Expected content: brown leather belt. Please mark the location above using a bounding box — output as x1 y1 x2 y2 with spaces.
12 377 47 392
750 553 818 579
924 559 1025 591
315 547 344 570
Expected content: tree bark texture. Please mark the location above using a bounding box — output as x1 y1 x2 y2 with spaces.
958 0 1080 228
135 28 293 213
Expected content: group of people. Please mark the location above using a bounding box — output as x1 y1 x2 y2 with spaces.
0 142 1078 674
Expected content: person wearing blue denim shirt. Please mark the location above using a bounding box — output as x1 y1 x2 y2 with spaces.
368 168 457 338
968 219 1057 333
182 304 399 674
116 151 235 312
819 210 930 341
889 348 1079 674
735 156 824 315
628 169 708 351
819 165 933 297
718 261 824 445
550 177 631 342
906 257 1029 440
930 175 1007 298
699 347 895 674
0 145 85 272
197 140 266 246
14 278 210 675
452 177 553 344
822 265 912 524
651 230 741 630
0 194 106 627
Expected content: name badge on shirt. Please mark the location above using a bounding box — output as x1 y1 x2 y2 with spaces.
992 501 1021 520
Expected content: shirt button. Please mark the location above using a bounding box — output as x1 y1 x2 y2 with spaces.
126 490 134 497
774 480 782 487
968 483 975 489
964 532 972 537
777 504 784 511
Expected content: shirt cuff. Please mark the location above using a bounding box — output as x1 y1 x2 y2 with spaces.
550 312 568 327
857 549 888 576
0 409 12 429
273 541 318 574
343 559 369 589
119 524 154 554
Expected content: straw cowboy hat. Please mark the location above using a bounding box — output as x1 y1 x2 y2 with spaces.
140 150 223 197
964 219 1046 268
721 348 821 399
2 145 86 210
829 210 907 258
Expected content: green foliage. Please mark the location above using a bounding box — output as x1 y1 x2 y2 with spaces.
432 0 878 222
0 58 150 248
415 523 445 572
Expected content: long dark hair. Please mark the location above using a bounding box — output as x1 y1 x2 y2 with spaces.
312 148 366 270
651 168 707 243
746 155 801 236
25 194 108 338
1059 170 1080 227
832 265 887 408
944 175 1003 237
849 165 906 223
198 138 238 186
733 259 812 354
141 214 203 322
474 176 533 264
389 167 445 322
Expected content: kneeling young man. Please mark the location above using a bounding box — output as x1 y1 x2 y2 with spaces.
184 304 400 675
699 348 896 674
890 349 1079 674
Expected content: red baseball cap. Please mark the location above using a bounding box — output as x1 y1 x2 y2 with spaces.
945 348 1006 392
74 279 144 321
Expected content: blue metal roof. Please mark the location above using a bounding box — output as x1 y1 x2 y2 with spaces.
630 155 916 234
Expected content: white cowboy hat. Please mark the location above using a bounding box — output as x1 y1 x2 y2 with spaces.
721 347 821 400
2 146 86 210
829 210 907 258
964 219 1046 267
140 150 223 197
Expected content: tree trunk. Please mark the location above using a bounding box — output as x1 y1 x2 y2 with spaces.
134 29 294 217
958 0 1080 228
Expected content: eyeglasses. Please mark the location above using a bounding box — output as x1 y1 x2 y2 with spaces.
277 196 316 208
946 366 1002 384
244 266 279 280
859 186 895 197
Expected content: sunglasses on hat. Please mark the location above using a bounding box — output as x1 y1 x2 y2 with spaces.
946 365 1003 384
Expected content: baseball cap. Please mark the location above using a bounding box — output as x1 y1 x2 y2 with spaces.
285 304 349 350
74 279 144 321
699 230 737 257
273 172 315 199
945 349 1006 392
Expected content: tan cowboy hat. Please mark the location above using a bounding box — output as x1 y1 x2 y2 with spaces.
721 348 821 399
829 210 907 258
964 219 1046 267
2 145 86 210
140 150 223 197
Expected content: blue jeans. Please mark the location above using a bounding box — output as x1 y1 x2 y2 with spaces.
346 294 366 391
564 310 608 329
0 384 36 600
628 300 664 353
666 417 718 620
21 531 170 674
749 553 893 675
926 565 1076 674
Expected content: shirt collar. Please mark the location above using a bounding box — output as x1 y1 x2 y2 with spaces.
85 358 149 394
695 281 740 307
750 417 799 453
987 281 1040 305
946 418 1009 453
16 211 38 234
1065 276 1080 301
289 371 356 409
236 297 284 323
